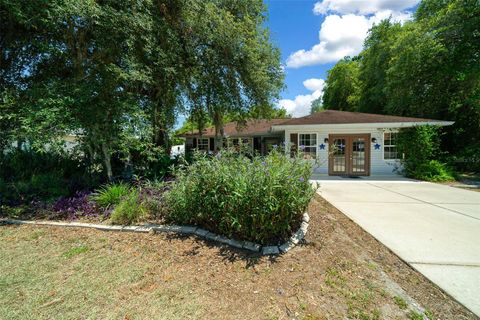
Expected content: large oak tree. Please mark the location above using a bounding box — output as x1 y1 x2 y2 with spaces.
0 0 284 179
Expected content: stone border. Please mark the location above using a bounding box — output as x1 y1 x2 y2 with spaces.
0 212 309 255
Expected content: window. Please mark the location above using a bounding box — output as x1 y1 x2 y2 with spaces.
299 133 317 159
227 137 253 152
383 132 398 160
197 138 209 152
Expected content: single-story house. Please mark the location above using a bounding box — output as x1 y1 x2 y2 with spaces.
181 119 287 155
180 110 454 176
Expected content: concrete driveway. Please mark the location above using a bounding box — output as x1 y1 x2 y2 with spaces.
312 176 480 316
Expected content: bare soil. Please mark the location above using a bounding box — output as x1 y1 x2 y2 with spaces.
0 194 476 319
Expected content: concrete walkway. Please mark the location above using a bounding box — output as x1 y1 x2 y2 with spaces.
311 176 480 316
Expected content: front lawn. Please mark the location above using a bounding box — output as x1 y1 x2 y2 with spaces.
0 195 474 320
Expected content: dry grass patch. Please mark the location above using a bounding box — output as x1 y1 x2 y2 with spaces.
0 195 475 319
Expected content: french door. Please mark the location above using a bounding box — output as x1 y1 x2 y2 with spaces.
328 134 370 176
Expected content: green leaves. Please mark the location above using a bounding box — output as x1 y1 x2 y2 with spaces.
397 125 454 181
322 57 361 112
164 150 315 244
321 0 480 173
91 182 132 209
110 189 149 225
1 0 284 180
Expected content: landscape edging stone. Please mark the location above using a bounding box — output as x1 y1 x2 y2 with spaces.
0 212 309 256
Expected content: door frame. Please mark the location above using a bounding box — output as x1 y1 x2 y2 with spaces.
328 133 371 176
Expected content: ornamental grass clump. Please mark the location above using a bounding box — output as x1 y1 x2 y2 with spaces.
91 182 131 209
164 149 315 244
110 190 149 225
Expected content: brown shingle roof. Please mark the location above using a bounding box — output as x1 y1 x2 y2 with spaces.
276 110 448 125
180 119 288 137
179 111 453 138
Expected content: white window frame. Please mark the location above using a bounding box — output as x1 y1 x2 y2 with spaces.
196 137 210 152
383 131 399 161
298 133 317 160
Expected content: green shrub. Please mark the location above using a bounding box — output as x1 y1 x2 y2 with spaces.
1 172 69 204
449 145 480 174
164 149 315 244
412 160 454 182
91 183 131 209
0 150 84 182
397 125 454 181
110 190 149 225
0 150 99 204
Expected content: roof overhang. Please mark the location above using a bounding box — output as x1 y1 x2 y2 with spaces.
271 121 454 131
178 131 284 138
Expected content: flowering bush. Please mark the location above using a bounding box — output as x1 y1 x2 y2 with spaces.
164 150 315 244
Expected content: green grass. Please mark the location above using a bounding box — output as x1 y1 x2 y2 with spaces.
0 227 201 319
408 310 424 320
393 296 408 310
324 267 346 288
62 245 90 258
323 262 383 320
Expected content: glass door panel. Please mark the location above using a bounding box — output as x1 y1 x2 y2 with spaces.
329 134 370 176
332 138 347 173
351 138 366 173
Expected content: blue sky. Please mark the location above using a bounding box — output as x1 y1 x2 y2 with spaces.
268 0 419 117
176 0 419 127
266 0 335 98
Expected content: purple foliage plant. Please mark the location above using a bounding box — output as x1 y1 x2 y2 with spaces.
52 191 99 220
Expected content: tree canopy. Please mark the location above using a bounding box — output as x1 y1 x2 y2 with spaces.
0 0 284 179
319 0 480 170
310 97 323 114
322 57 360 112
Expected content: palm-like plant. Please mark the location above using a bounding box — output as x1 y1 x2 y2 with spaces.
90 183 131 209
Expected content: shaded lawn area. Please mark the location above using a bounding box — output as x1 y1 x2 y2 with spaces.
0 195 475 320
441 173 480 192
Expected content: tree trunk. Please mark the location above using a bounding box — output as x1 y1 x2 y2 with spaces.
101 142 113 181
16 139 23 151
152 98 171 155
213 109 224 152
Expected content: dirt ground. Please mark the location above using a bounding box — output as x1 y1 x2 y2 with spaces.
0 194 476 319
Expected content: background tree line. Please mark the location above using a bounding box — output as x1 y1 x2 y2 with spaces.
0 0 284 180
316 0 479 172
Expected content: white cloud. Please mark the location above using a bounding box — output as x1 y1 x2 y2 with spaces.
286 10 411 68
313 0 419 15
279 78 325 117
303 78 325 91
